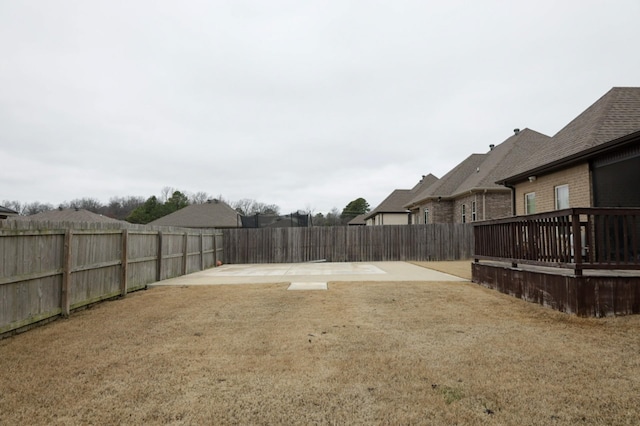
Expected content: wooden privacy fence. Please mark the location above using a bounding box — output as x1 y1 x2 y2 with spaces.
223 224 474 264
0 225 223 336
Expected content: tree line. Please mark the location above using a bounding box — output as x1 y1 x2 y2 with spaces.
2 189 371 226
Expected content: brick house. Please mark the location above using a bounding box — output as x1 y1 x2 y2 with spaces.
364 174 438 225
406 128 550 223
497 87 640 214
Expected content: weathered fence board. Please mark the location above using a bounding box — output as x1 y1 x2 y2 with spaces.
222 224 474 264
0 224 223 337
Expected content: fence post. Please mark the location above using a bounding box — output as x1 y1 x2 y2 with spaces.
156 231 163 282
183 232 189 275
120 229 128 296
213 231 218 266
200 232 205 271
61 229 72 317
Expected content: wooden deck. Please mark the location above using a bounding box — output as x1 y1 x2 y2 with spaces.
472 208 640 317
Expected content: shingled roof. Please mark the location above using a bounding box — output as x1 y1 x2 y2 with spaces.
0 205 19 219
347 214 367 226
407 154 486 206
406 129 550 207
148 200 240 228
499 87 640 183
10 208 124 223
365 174 438 220
456 128 550 193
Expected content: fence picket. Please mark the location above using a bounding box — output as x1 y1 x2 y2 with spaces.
1 223 222 337
222 224 473 264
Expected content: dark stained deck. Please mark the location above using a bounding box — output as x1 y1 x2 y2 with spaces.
472 208 640 317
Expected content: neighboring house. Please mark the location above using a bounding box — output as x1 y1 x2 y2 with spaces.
365 174 439 225
406 128 551 224
497 87 640 215
148 199 241 228
348 214 367 226
7 208 125 224
0 205 19 220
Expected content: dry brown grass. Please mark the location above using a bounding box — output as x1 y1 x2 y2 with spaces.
1 270 640 425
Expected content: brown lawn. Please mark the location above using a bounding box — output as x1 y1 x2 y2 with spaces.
1 262 639 425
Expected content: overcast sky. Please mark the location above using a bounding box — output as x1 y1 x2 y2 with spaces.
1 1 639 214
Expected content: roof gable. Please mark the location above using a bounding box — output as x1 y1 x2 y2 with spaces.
366 174 439 219
410 173 439 193
407 154 486 206
502 87 640 181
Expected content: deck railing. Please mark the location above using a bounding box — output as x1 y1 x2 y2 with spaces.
474 208 640 275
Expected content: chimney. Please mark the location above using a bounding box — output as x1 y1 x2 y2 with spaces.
514 128 520 135
489 144 495 150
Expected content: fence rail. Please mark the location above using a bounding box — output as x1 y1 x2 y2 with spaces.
473 208 640 275
1 224 223 336
223 224 474 264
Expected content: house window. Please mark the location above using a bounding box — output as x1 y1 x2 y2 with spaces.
423 208 429 224
525 192 536 214
461 204 466 223
555 184 569 210
471 201 477 222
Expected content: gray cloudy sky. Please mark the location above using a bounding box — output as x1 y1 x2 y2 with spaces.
2 1 639 214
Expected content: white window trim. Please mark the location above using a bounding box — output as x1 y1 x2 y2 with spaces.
525 192 536 215
555 184 569 210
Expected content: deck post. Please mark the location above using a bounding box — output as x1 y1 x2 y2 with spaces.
572 210 583 276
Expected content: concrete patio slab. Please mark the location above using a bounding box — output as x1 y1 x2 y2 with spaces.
150 261 467 287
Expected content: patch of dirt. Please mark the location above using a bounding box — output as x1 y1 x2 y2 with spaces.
1 279 639 425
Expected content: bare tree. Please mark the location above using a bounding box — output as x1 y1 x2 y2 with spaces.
159 186 175 203
232 198 281 216
104 196 145 220
189 191 211 204
61 197 104 213
302 204 316 216
232 198 254 215
324 207 342 226
2 200 23 215
24 201 54 215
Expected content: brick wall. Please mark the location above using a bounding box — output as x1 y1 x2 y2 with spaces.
410 191 513 224
453 191 512 223
411 200 454 224
514 162 591 215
